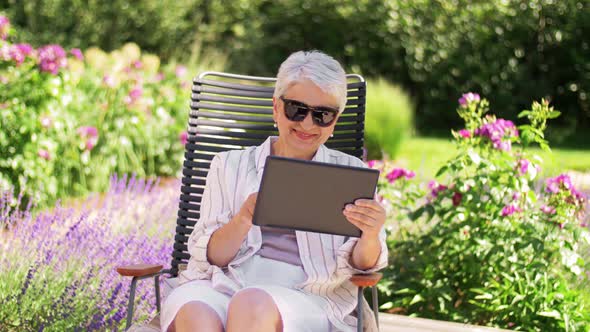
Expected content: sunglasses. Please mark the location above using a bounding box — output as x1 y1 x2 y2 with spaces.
280 96 339 127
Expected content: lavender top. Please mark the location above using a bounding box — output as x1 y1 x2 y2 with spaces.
257 226 303 267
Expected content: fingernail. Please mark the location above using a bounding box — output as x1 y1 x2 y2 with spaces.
346 204 353 210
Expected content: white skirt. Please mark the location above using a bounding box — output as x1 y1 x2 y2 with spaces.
160 255 331 332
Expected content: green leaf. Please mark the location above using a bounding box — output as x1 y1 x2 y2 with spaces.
548 111 561 119
518 110 531 118
410 294 424 305
537 310 562 320
435 165 449 177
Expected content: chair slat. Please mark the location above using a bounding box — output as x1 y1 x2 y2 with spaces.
169 72 367 278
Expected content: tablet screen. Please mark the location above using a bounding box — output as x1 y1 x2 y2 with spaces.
252 156 380 237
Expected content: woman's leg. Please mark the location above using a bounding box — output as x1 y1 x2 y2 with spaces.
171 301 224 332
226 288 283 332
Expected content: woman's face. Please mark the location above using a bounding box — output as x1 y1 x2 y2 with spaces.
272 79 340 159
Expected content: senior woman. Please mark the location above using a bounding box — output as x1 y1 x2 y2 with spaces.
161 50 388 332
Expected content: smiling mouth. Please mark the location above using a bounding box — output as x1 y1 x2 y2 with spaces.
292 128 317 140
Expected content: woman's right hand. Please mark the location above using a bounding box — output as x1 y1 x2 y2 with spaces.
233 192 258 227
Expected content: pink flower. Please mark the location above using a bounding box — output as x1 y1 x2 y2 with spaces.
428 180 448 197
458 92 481 106
153 72 165 82
125 85 143 105
40 116 52 128
77 126 99 151
133 60 143 69
175 65 187 78
516 159 530 176
70 48 84 61
179 131 188 145
367 160 379 168
540 205 556 214
501 204 522 217
77 126 98 138
0 15 10 40
37 44 67 75
7 44 34 66
38 149 51 161
102 75 116 88
512 192 521 201
458 129 471 138
386 168 415 183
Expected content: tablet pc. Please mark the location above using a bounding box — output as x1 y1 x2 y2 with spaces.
252 155 380 237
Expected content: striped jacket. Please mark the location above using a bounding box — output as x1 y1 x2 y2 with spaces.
181 137 388 332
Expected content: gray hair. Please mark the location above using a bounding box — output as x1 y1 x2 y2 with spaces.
274 50 347 113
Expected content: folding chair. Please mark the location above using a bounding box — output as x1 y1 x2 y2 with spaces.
116 72 383 332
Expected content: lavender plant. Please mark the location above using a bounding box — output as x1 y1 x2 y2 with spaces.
0 175 178 331
378 95 590 330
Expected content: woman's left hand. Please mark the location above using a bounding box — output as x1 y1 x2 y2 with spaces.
342 198 386 239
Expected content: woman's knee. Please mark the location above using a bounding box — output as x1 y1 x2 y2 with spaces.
227 288 282 329
173 301 223 332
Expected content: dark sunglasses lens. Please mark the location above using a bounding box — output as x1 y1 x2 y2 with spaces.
284 102 309 121
312 109 337 127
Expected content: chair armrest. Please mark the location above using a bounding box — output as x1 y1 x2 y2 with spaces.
350 272 382 287
116 263 163 277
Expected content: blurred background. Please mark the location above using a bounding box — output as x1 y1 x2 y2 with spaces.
1 0 589 206
2 1 590 330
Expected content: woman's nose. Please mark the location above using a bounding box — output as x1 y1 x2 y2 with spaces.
300 111 315 129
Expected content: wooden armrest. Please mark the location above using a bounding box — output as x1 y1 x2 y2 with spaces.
116 263 163 277
350 272 382 287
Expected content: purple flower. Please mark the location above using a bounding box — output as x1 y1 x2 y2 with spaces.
70 48 84 61
175 65 187 78
540 205 556 214
179 131 188 145
37 44 67 75
133 60 143 69
386 168 415 183
458 92 481 106
516 159 530 176
501 204 522 217
545 174 574 194
0 15 10 40
474 118 519 152
458 129 471 138
38 149 51 160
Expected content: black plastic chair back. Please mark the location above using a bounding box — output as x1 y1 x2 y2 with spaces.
170 72 366 276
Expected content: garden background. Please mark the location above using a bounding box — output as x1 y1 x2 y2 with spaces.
1 0 589 331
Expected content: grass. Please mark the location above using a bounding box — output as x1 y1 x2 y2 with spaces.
396 136 590 181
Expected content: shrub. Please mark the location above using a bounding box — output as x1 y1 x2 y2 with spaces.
0 17 225 207
0 176 178 331
364 79 414 160
377 95 590 330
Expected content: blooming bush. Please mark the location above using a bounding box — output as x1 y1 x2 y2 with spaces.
0 15 205 209
377 94 590 330
0 176 178 330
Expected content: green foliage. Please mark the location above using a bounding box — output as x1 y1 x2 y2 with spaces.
2 0 588 134
378 96 590 330
0 28 225 207
0 0 204 60
365 78 414 160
